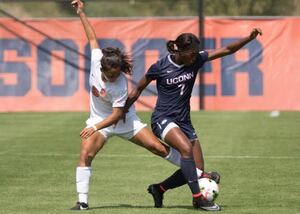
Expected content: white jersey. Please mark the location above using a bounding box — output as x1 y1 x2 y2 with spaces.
86 48 136 131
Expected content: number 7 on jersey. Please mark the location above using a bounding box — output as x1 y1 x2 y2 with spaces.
178 84 185 96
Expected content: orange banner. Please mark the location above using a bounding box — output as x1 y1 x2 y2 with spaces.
0 17 299 111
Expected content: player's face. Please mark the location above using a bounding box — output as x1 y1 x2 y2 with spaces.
178 50 198 66
101 66 121 82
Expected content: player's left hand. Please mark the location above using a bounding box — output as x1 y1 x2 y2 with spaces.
250 28 262 39
80 127 95 139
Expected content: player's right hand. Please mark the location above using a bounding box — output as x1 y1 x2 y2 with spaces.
80 127 95 139
71 0 84 14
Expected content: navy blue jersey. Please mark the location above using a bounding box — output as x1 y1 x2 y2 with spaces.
146 51 208 124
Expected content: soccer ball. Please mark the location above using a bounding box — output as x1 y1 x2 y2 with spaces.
198 178 219 202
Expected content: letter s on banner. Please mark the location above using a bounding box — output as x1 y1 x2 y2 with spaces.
0 39 31 96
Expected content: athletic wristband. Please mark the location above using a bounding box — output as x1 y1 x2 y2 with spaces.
92 125 97 131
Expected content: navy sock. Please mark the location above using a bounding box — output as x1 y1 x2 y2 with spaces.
158 158 201 195
180 157 200 195
159 169 186 191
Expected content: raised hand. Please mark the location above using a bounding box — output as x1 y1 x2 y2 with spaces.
71 0 84 14
249 28 262 39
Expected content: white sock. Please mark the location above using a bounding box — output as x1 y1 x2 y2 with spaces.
76 166 92 204
164 147 204 178
164 147 181 167
196 168 203 178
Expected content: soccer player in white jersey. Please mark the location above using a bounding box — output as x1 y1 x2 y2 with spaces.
70 0 182 210
125 30 262 211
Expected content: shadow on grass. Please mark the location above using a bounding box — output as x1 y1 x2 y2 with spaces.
89 204 195 210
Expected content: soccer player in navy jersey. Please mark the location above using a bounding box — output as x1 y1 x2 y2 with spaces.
125 29 262 211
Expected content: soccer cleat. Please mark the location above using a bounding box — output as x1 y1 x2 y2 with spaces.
201 171 221 184
70 202 89 210
193 196 221 211
147 184 164 208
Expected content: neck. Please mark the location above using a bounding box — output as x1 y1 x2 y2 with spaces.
170 55 183 65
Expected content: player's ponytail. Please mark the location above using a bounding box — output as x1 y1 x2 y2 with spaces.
101 47 133 75
167 33 201 54
166 40 179 54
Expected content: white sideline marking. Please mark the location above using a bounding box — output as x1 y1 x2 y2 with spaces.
206 155 299 159
0 153 298 159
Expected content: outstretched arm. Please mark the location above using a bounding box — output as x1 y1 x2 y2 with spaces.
112 76 152 126
72 0 99 49
207 28 262 61
124 76 152 111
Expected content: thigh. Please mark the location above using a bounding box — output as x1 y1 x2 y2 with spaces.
152 119 193 157
164 127 191 150
129 127 169 157
163 127 194 159
80 131 106 157
115 115 147 140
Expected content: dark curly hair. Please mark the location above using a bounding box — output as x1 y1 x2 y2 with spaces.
101 47 133 75
166 33 200 54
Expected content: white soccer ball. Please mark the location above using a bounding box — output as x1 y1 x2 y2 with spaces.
198 178 219 202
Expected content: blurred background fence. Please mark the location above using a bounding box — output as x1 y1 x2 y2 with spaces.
2 0 300 18
0 0 300 111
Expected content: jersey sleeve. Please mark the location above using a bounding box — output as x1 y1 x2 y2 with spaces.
91 48 103 62
89 49 103 90
199 50 209 62
194 50 209 70
145 63 160 80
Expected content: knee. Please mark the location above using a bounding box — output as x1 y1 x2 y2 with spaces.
79 150 95 166
178 143 193 158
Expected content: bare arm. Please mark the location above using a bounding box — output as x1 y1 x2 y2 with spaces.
72 0 99 49
207 28 262 61
112 76 152 126
80 107 123 139
124 76 152 111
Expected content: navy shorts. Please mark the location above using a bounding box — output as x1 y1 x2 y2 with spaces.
151 118 198 141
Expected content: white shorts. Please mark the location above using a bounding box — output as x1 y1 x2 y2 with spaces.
86 114 147 140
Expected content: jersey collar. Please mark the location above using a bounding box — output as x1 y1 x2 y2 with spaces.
168 55 184 68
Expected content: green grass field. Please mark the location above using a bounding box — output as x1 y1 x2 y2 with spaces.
0 111 299 214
